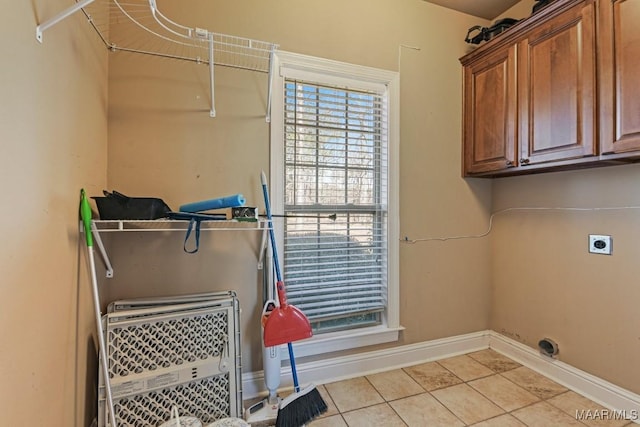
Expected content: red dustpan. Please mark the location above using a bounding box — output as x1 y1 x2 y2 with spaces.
263 281 312 347
261 170 312 347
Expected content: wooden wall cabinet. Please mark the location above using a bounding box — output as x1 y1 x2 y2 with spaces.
461 0 639 177
598 0 640 154
462 45 517 174
517 1 596 166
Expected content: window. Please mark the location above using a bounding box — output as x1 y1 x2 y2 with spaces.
270 51 400 355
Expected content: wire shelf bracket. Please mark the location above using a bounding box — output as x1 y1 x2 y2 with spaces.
36 0 278 120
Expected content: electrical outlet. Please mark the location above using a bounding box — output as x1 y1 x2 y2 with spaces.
589 234 612 255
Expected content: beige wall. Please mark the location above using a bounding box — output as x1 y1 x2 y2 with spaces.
0 0 108 425
491 165 640 394
107 0 493 376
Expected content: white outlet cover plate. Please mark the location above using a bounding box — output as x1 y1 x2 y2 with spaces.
589 234 612 255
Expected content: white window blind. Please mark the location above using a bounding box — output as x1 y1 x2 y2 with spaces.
282 78 389 333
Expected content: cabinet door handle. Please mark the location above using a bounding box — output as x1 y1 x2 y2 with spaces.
505 160 514 167
520 158 530 165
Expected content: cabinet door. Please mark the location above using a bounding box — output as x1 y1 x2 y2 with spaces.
599 0 640 154
518 0 596 166
463 45 517 175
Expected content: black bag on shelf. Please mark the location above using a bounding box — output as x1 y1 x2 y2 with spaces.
92 190 172 220
465 18 519 45
532 0 553 14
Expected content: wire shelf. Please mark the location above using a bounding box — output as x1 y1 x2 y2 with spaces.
36 0 278 118
93 219 269 232
82 0 277 73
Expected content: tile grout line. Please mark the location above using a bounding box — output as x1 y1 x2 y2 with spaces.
282 349 624 426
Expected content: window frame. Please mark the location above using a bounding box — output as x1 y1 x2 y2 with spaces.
269 50 401 357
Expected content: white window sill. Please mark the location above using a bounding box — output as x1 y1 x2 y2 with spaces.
280 325 405 360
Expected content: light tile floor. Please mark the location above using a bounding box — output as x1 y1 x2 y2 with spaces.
252 349 636 427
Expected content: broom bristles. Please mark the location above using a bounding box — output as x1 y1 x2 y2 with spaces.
275 383 328 427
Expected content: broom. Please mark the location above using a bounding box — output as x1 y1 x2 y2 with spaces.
260 171 328 427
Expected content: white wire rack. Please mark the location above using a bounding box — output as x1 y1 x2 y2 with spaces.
36 0 278 119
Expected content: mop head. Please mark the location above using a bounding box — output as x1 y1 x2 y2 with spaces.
275 383 328 427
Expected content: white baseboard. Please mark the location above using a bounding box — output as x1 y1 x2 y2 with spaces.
242 329 640 424
242 330 490 398
488 331 640 421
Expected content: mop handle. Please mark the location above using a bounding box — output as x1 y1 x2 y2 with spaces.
261 171 282 283
80 190 118 426
80 189 93 247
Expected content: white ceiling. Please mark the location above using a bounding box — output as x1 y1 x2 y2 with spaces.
423 0 522 20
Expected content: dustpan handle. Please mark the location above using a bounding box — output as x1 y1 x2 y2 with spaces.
261 172 302 392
